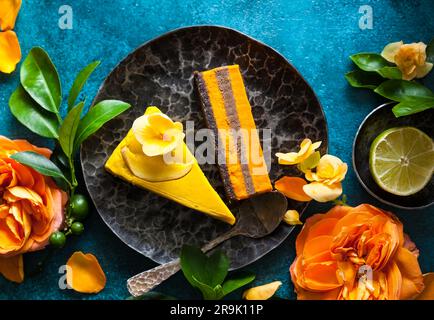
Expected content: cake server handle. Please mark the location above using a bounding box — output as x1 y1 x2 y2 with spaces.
127 228 240 297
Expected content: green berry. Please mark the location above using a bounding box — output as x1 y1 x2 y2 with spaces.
70 194 90 221
71 222 84 235
50 231 66 248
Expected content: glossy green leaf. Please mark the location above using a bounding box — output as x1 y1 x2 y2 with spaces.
374 80 434 102
9 85 59 139
377 66 402 79
20 47 62 114
59 102 84 158
67 61 100 111
180 245 229 288
350 53 392 72
222 272 256 297
10 151 70 186
73 100 131 152
392 99 434 117
345 70 384 89
427 38 434 63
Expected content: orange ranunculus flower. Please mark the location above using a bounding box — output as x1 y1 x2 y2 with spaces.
290 204 424 300
0 136 67 283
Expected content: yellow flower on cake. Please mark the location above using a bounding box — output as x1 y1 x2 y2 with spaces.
381 41 433 80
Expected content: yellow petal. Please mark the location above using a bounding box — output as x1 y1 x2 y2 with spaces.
276 139 321 165
0 0 22 30
132 112 185 157
303 182 342 202
0 30 21 74
415 273 434 300
121 144 194 182
283 210 303 225
0 254 24 283
415 62 433 78
243 281 282 300
66 252 106 294
381 41 403 62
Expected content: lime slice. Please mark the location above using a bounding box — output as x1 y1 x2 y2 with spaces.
369 127 434 196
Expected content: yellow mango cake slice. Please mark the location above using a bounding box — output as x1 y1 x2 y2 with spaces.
105 107 236 225
195 65 272 201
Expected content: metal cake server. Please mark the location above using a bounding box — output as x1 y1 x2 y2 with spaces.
127 191 288 297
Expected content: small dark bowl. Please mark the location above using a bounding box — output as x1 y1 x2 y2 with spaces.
353 103 434 209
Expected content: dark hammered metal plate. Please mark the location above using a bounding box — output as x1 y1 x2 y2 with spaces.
353 103 433 209
80 26 327 269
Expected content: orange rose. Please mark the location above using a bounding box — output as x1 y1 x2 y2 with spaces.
0 136 67 283
290 204 424 300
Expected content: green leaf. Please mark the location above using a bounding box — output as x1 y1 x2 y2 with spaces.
374 80 434 102
345 70 384 89
392 99 434 117
377 66 402 80
191 276 219 300
10 151 70 186
67 61 100 111
222 272 256 297
350 53 392 72
9 85 59 139
180 245 229 288
126 292 176 300
20 47 62 114
59 102 84 158
427 38 434 64
73 100 131 152
298 151 321 172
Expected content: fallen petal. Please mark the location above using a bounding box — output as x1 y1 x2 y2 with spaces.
0 0 22 30
243 281 282 300
274 176 312 202
0 30 21 74
0 254 24 283
283 210 303 226
66 252 106 294
415 273 434 300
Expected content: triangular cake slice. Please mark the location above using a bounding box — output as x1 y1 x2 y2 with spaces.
105 108 236 225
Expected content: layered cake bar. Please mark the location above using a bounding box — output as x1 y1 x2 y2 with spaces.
195 65 272 201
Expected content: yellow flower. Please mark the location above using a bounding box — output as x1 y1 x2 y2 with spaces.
132 109 185 157
303 154 347 202
381 41 433 80
276 139 321 165
243 281 282 300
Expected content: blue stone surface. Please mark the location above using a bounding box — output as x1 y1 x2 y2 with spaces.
0 0 433 300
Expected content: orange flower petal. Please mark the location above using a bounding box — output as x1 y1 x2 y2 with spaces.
0 30 21 74
0 0 22 30
66 252 106 294
394 247 424 299
0 254 24 283
416 273 434 300
274 176 312 202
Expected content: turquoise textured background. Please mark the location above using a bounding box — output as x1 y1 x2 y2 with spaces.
0 0 433 300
